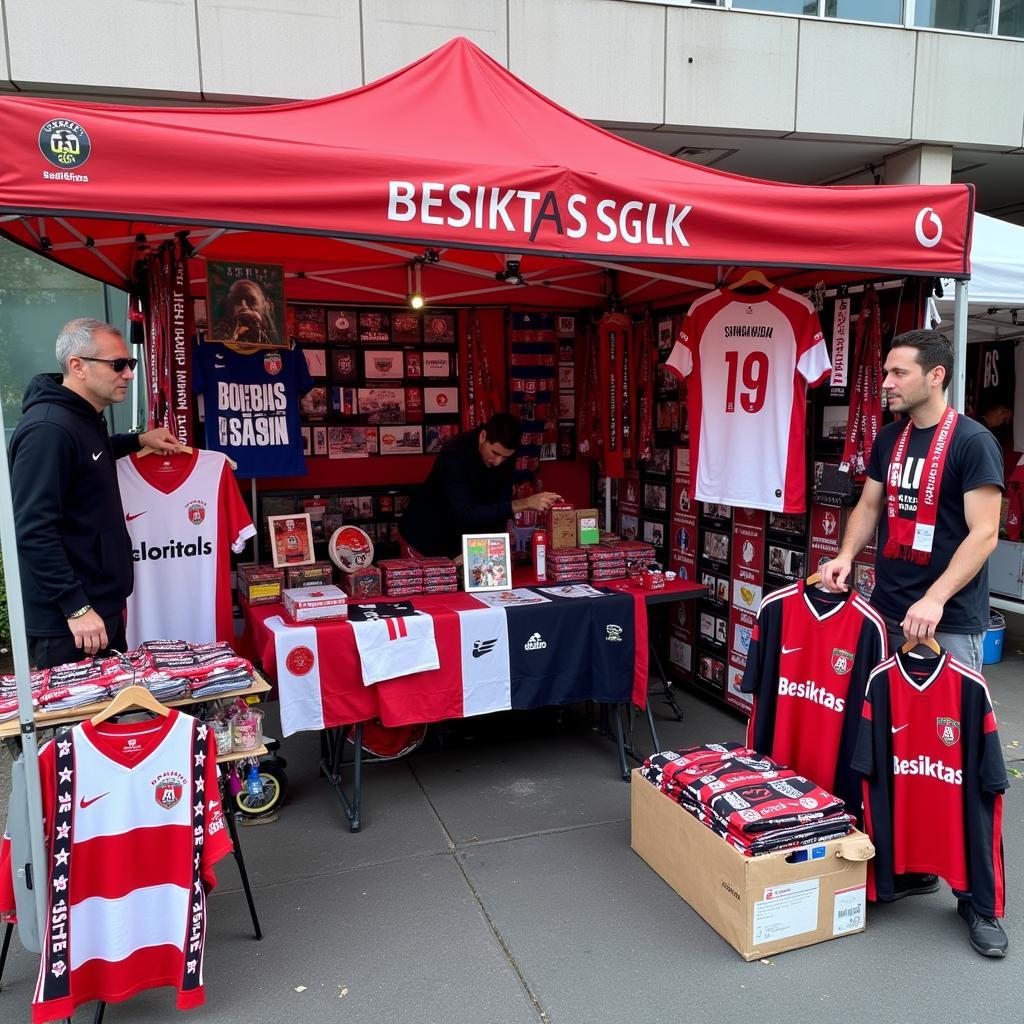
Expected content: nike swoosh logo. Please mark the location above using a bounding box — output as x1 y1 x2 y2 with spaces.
79 793 109 809
891 724 910 734
91 451 103 461
781 646 802 654
126 512 146 522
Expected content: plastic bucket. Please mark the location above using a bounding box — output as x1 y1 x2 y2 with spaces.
983 613 1006 665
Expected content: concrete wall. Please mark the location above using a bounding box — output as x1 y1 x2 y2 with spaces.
2 0 1022 148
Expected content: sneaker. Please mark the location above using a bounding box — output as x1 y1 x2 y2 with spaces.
957 900 1008 957
891 872 940 900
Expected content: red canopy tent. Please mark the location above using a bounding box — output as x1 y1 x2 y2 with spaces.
0 36 972 307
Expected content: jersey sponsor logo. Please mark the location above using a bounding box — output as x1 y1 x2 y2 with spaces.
78 792 109 809
605 624 623 642
472 638 498 658
777 676 845 713
91 451 103 461
125 511 146 522
831 648 854 675
937 717 961 747
523 632 547 651
133 537 214 561
892 754 962 786
285 645 316 676
723 325 774 339
186 500 207 525
781 645 802 655
152 770 186 809
769 779 804 799
891 723 910 734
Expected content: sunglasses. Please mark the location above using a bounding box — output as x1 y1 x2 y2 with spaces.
79 356 138 373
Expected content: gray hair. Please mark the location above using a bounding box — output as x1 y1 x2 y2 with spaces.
56 318 122 375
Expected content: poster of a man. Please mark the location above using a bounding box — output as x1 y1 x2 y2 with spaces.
207 261 285 348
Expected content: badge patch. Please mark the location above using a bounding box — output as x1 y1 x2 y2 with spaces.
937 717 961 746
285 645 315 676
831 648 854 675
263 351 282 375
187 500 206 525
153 771 186 809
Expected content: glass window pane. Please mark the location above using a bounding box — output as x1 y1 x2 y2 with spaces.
914 0 992 32
0 238 119 436
998 0 1024 35
825 0 904 23
732 0 817 14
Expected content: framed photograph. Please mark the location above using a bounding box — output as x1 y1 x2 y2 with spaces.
557 392 576 420
379 425 423 455
331 386 357 417
462 533 513 593
358 311 391 344
424 386 459 414
330 348 358 383
268 513 315 568
302 347 327 378
358 387 406 424
425 312 455 344
646 447 671 476
558 365 575 390
327 309 357 343
405 351 423 378
405 387 424 416
300 426 312 456
558 342 575 364
557 315 576 338
313 425 328 456
300 386 328 421
206 260 285 348
643 483 668 512
657 317 674 357
425 422 459 453
392 312 422 344
364 350 404 380
327 426 372 459
293 306 326 343
423 351 451 377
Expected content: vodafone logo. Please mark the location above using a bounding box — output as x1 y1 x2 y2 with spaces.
286 645 316 676
915 208 943 248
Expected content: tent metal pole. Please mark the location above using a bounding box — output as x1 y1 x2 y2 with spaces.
0 402 49 940
953 279 969 412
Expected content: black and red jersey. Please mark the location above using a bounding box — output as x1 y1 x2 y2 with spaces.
852 651 1007 917
741 581 886 816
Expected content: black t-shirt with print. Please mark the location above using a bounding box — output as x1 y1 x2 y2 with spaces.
866 414 1004 634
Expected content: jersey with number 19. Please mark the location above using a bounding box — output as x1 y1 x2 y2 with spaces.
667 287 831 512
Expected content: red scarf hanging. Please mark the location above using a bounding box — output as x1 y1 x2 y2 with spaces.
633 318 656 465
883 406 958 564
839 287 882 480
598 312 631 479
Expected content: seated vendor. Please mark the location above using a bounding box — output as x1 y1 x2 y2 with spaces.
398 413 561 559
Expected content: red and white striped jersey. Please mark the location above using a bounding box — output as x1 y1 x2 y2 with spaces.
0 710 231 1022
667 287 831 512
118 449 255 647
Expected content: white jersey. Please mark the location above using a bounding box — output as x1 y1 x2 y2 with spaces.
667 287 831 512
117 450 255 647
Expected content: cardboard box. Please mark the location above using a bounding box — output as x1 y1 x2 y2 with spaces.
236 563 285 605
282 585 348 622
630 771 872 960
548 503 577 550
285 561 334 589
341 566 382 599
575 508 600 546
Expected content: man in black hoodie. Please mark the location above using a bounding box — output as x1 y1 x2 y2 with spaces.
9 318 181 668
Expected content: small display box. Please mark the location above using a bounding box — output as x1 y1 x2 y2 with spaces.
237 563 285 605
282 585 349 623
285 561 334 589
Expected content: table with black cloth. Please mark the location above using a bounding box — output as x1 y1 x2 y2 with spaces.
241 575 704 830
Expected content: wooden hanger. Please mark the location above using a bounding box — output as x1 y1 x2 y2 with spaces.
137 444 238 471
728 269 775 291
805 571 821 587
91 683 170 725
900 635 941 656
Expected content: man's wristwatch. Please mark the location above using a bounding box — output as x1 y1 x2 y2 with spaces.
68 604 92 620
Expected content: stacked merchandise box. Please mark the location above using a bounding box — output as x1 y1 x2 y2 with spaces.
587 545 626 583
420 557 459 594
548 547 590 583
378 559 423 597
341 566 382 599
725 508 767 715
694 503 732 697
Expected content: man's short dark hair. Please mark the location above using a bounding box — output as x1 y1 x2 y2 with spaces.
482 413 522 450
890 330 954 391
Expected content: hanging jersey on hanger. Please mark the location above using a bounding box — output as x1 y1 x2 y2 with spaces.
0 710 231 1022
741 580 886 815
852 650 1007 916
117 449 255 647
666 287 831 512
192 342 313 477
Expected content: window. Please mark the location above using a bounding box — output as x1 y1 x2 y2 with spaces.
825 0 905 23
997 0 1024 34
732 0 817 13
914 0 993 32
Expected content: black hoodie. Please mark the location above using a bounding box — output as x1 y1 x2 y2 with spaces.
9 374 140 636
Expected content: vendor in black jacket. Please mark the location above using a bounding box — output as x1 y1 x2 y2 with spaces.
399 413 562 559
9 318 182 668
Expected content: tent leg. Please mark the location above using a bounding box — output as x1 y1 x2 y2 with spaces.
953 279 969 413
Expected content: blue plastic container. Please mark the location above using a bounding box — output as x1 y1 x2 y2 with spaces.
983 613 1005 665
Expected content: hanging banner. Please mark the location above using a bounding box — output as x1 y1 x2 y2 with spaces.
726 507 766 715
830 297 851 391
169 250 194 444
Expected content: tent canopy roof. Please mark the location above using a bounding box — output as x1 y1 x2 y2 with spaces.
0 37 973 307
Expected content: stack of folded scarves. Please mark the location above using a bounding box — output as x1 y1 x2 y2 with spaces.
640 741 854 856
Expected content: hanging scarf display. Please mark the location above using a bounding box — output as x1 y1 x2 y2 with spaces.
465 310 500 429
633 316 656 465
883 406 958 564
576 323 602 459
839 287 882 480
598 311 632 479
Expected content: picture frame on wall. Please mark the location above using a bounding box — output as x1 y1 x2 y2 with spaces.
425 423 459 453
302 347 327 378
358 311 391 344
392 312 422 344
364 350 404 380
379 425 423 455
424 386 459 414
424 312 455 344
331 348 358 382
462 533 513 593
268 513 315 568
422 351 451 377
327 309 357 343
